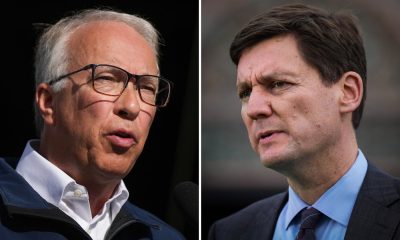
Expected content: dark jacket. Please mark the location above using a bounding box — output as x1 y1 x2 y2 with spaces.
0 157 184 240
208 164 400 240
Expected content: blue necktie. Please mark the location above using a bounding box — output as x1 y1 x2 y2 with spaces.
296 207 322 240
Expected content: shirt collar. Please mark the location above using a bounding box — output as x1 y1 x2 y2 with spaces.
285 150 368 229
16 140 74 206
284 186 308 229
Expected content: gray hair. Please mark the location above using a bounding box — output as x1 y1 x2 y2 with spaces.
34 9 160 135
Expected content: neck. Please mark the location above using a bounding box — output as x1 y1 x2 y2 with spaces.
83 181 119 217
284 129 359 205
61 174 120 217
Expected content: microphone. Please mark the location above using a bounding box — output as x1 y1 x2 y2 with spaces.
173 181 198 225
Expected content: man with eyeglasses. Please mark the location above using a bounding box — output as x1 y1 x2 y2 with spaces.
0 9 183 240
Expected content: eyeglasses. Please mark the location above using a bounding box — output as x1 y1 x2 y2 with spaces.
48 64 171 107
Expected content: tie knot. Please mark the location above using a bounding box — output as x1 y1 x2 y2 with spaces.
296 207 323 240
299 207 322 230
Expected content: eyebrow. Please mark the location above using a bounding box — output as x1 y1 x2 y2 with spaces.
237 71 298 89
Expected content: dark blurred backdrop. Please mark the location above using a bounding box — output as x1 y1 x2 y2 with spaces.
0 1 198 239
202 0 400 239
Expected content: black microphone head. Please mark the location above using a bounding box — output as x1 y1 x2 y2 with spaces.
173 181 198 224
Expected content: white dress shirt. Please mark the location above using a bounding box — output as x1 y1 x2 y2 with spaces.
16 140 129 240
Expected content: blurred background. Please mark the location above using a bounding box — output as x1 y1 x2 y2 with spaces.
202 0 400 238
0 1 198 239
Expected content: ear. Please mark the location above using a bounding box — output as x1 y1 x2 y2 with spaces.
338 71 363 114
36 83 56 126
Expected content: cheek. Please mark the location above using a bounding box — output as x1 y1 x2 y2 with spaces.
139 109 156 135
241 107 256 145
73 109 103 149
76 89 117 120
138 119 151 141
290 100 310 119
73 100 114 144
288 93 337 134
241 107 249 131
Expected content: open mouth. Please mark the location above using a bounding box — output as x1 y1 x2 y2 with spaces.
258 130 283 144
261 132 274 139
107 130 137 149
114 131 132 138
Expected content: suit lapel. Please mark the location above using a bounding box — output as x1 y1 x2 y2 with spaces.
345 164 400 240
254 192 288 239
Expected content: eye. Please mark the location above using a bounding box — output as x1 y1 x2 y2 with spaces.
140 83 157 94
94 73 122 82
93 72 125 93
270 81 287 89
139 76 158 95
238 87 252 101
94 76 114 83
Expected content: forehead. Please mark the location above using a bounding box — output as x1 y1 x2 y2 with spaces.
68 21 158 74
237 35 310 83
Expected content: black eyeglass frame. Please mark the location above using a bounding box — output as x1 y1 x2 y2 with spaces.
48 63 172 107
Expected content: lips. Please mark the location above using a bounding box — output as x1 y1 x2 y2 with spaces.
106 129 137 149
256 130 284 144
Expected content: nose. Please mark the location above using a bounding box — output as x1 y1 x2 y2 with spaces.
113 82 141 120
244 88 273 120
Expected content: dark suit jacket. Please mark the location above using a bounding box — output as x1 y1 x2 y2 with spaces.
208 164 400 240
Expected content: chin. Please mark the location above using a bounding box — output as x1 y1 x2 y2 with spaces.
260 156 285 169
96 156 136 177
96 165 131 180
258 147 296 170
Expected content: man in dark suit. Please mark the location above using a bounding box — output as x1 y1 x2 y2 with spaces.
208 4 400 240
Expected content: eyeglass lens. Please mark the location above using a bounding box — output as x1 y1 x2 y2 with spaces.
92 65 170 106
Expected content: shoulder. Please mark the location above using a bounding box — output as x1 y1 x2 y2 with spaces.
363 163 400 193
345 162 400 239
219 192 286 224
123 201 185 240
360 163 400 201
209 192 287 239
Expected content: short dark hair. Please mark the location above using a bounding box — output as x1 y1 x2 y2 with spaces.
230 4 367 129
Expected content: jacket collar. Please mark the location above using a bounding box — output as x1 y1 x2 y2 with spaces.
0 157 51 209
254 192 288 239
0 157 160 239
251 162 400 240
0 157 92 239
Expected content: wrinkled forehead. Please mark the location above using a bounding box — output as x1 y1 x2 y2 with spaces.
237 36 301 79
